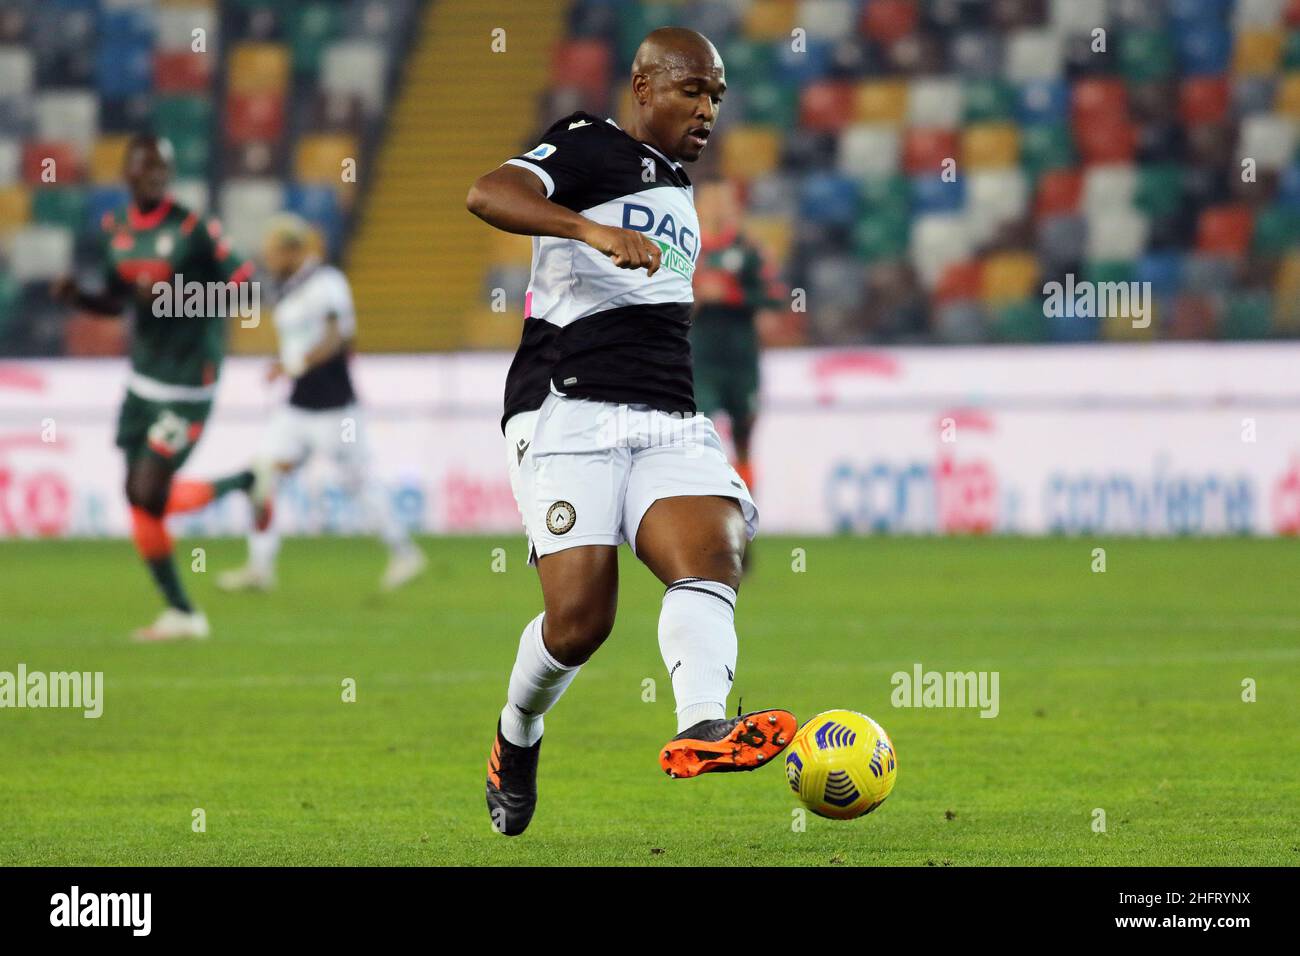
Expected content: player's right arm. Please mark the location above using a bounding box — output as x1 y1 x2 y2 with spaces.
466 161 660 276
50 212 133 316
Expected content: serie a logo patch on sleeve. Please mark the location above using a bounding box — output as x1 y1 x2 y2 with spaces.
525 143 556 160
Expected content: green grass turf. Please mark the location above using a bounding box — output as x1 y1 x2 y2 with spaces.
1 535 1298 866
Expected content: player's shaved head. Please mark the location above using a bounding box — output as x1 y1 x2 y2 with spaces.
124 132 173 207
627 28 725 163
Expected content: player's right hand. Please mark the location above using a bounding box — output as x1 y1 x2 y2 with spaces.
266 360 284 383
581 223 661 276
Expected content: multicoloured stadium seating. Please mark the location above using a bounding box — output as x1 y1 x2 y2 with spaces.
0 0 416 355
522 0 1300 345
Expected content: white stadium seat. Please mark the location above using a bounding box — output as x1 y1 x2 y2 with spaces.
837 124 901 179
219 177 285 258
1082 163 1138 216
35 90 99 158
907 77 963 129
910 213 972 289
1004 29 1063 82
1085 206 1149 261
320 41 389 116
1237 114 1297 171
9 225 73 282
966 169 1028 245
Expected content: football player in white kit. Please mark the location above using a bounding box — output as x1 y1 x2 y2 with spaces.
217 214 426 593
468 28 794 836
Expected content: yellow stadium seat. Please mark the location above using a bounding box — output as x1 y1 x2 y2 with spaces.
0 185 31 234
1233 29 1282 76
962 123 1019 170
854 80 908 123
90 135 130 184
981 252 1038 305
721 125 782 181
1276 73 1300 119
742 214 792 271
228 42 291 95
1103 300 1157 341
295 133 357 182
744 0 797 40
1275 252 1300 334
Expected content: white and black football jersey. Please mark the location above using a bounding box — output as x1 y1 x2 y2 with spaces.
498 111 700 429
272 257 357 410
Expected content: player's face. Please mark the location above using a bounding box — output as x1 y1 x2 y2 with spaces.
697 181 739 237
124 142 171 207
638 50 726 163
261 237 294 280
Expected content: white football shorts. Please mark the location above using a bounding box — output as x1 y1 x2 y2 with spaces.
261 402 370 475
504 391 758 564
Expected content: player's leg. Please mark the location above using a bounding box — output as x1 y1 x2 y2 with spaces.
625 415 792 777
488 543 618 836
119 396 211 641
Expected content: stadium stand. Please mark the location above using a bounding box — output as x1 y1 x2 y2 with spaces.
1 0 1298 352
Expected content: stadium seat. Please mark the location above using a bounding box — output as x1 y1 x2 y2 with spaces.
1182 253 1236 291
0 48 34 102
1076 115 1138 164
1119 31 1178 82
31 186 84 232
8 225 73 282
724 125 783 181
775 37 833 84
286 182 343 254
744 0 798 41
807 253 866 309
967 168 1028 243
910 213 973 288
89 135 129 184
0 184 31 235
1071 78 1129 127
904 127 959 174
1275 72 1300 118
911 173 964 213
1235 0 1287 28
797 0 856 40
1005 29 1063 82
799 172 859 226
1238 113 1298 169
321 40 388 116
963 123 1019 170
96 37 154 98
907 77 962 128
290 1 344 75
157 6 216 52
1037 214 1087 270
1167 291 1219 338
1278 160 1300 204
1274 250 1300 332
1234 29 1284 75
1135 250 1186 298
1179 75 1231 124
1177 24 1233 75
1034 168 1082 217
1082 163 1138 214
837 124 901 179
963 78 1016 123
800 81 856 131
154 50 212 93
990 298 1048 340
1197 204 1254 255
741 79 798 127
861 0 919 45
550 39 611 99
1221 290 1274 338
981 252 1038 305
854 79 909 123
84 185 128 232
219 177 283 256
35 90 97 159
1086 207 1149 260
171 177 209 216
294 133 356 184
748 172 800 217
22 141 82 185
935 260 982 304
950 31 1002 79
1253 203 1300 253
0 137 21 186
224 91 286 144
934 301 987 342
228 42 291 95
1015 78 1070 124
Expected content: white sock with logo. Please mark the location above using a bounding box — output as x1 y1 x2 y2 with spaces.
499 613 580 747
658 578 738 733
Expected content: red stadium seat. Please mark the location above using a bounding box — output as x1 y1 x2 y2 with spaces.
1168 293 1218 339
1034 168 1082 218
1071 78 1128 126
1075 115 1136 164
934 259 982 305
861 0 918 45
800 81 856 132
550 39 611 99
1197 205 1253 257
22 141 82 185
903 127 959 175
224 92 286 144
154 50 212 93
1179 76 1230 126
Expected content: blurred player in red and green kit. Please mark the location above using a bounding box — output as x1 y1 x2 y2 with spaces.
52 133 256 641
689 179 784 497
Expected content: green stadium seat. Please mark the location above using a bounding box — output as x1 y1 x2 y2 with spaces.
1221 291 1274 339
1285 31 1300 69
1019 124 1074 178
743 78 798 128
1119 31 1176 82
31 186 85 231
167 127 213 180
853 206 909 263
720 38 775 92
154 95 212 138
963 78 1016 123
990 298 1048 342
1134 163 1184 219
1253 204 1300 255
291 2 344 75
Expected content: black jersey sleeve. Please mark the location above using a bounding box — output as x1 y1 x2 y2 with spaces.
502 111 610 209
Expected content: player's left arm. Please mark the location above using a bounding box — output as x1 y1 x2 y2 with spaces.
283 270 356 378
194 214 255 288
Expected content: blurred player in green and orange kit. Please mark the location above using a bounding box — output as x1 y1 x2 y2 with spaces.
689 179 784 497
52 133 256 641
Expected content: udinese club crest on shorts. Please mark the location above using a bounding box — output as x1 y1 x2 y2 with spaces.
546 500 576 535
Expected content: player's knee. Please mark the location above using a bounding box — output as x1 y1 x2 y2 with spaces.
124 469 168 516
542 595 616 666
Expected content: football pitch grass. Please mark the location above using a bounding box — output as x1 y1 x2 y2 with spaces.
1 535 1297 867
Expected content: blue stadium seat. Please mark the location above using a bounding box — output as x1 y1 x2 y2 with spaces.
286 182 343 255
1278 162 1300 207
96 39 154 98
84 186 128 231
774 39 834 85
910 174 965 214
1015 78 1069 124
1175 24 1232 75
1135 251 1185 297
799 172 860 227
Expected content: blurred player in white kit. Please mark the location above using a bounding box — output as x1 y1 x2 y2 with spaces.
218 213 427 593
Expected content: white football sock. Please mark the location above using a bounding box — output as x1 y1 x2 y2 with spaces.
659 578 738 733
499 613 580 747
248 526 280 575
